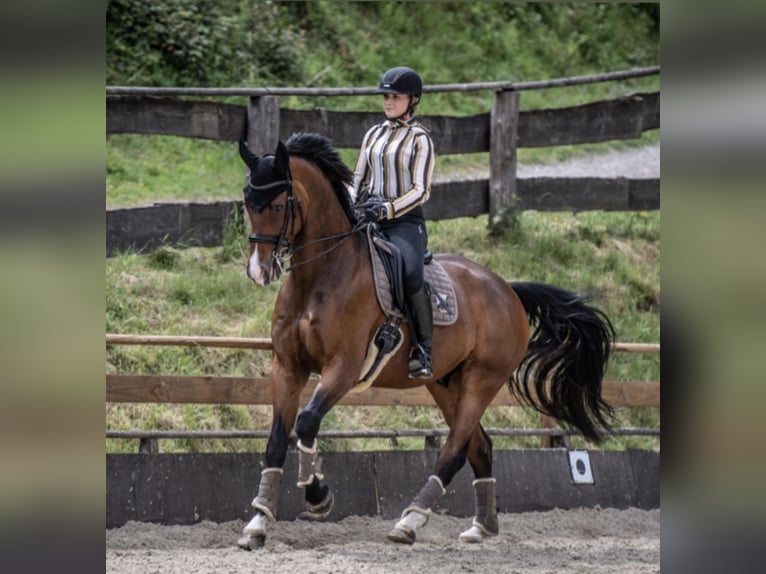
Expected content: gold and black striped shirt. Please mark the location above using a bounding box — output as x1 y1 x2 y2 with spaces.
349 118 434 219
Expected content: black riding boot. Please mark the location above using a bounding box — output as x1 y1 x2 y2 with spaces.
407 285 433 378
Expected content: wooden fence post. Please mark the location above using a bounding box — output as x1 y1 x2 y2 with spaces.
424 435 442 451
247 96 280 154
139 437 158 454
489 90 520 232
539 414 570 449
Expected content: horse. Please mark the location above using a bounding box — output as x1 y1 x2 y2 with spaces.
235 133 615 549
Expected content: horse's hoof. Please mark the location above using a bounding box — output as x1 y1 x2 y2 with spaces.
386 526 416 545
297 492 334 521
459 525 486 543
237 533 265 550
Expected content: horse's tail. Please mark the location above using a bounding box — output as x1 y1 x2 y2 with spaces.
509 281 615 443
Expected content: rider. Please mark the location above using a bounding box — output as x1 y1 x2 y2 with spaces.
349 66 435 379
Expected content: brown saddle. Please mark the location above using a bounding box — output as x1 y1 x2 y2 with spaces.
366 225 458 326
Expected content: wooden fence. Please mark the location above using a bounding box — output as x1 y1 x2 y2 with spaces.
106 66 659 255
106 334 660 452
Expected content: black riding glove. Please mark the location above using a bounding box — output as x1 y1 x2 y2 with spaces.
358 200 389 223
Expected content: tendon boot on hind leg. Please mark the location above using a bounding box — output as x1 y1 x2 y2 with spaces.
387 475 446 545
459 478 499 543
238 467 283 550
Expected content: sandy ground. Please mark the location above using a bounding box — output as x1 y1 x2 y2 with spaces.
106 507 659 574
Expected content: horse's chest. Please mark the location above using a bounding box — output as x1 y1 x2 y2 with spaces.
278 290 358 360
297 307 336 356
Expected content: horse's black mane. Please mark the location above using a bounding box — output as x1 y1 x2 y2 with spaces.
285 132 357 223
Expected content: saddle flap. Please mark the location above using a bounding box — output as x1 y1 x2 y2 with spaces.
371 232 406 312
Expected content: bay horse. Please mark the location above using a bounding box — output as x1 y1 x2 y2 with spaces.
235 133 614 549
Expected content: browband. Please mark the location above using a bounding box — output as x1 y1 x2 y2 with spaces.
244 175 292 211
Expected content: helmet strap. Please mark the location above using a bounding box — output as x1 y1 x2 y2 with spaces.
386 95 419 122
407 95 420 117
392 96 418 120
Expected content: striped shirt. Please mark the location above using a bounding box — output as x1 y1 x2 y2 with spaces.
349 118 434 219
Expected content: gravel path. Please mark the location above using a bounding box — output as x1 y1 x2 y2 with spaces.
435 143 660 181
518 144 659 179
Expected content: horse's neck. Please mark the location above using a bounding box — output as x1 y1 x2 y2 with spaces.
288 233 367 307
290 167 360 290
306 200 350 240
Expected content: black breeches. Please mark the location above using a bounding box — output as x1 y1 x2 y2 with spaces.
380 219 427 296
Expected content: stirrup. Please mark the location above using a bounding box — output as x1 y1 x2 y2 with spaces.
408 348 432 379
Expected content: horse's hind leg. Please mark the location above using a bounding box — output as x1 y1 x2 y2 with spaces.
459 425 499 543
387 374 500 545
385 381 457 545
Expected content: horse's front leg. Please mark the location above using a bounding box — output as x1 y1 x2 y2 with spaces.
292 357 361 521
292 382 343 521
238 363 306 550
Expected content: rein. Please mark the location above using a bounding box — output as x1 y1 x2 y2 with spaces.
285 222 367 272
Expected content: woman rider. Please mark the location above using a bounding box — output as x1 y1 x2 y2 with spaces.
349 66 435 378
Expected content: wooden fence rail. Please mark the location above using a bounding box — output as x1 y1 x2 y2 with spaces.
105 334 659 407
106 174 657 255
105 333 658 353
105 92 659 151
106 334 659 451
106 65 660 97
105 374 659 408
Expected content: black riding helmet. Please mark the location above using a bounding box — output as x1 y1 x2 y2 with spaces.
376 66 423 118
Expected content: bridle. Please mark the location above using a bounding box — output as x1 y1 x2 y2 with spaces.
245 167 301 275
246 171 297 246
246 168 365 274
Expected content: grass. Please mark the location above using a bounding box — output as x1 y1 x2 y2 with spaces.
106 135 243 208
106 210 659 454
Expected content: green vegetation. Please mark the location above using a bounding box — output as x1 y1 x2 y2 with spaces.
106 1 660 453
106 1 659 112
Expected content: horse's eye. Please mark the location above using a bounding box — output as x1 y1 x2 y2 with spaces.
273 204 284 214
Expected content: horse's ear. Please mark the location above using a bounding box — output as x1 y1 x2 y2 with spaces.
238 140 259 167
273 140 289 175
